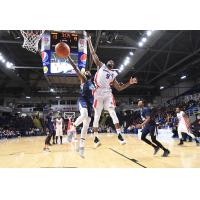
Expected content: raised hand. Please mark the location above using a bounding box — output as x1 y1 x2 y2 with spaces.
129 77 138 85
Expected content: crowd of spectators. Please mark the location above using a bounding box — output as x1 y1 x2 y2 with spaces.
0 114 45 140
0 94 199 140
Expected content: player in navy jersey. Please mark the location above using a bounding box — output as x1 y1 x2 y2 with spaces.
136 100 170 157
43 111 55 152
67 56 95 157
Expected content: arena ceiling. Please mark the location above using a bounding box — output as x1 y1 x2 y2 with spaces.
0 30 200 99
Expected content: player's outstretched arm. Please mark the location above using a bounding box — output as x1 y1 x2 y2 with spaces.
112 77 138 92
87 35 103 68
68 56 86 83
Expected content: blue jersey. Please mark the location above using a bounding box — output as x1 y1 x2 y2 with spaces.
140 107 155 125
78 79 95 117
46 115 54 130
79 79 95 102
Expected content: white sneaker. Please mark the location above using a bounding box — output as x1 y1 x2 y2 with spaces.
118 134 126 145
94 137 101 148
79 146 85 158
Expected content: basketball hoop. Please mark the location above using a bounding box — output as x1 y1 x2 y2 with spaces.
20 30 45 53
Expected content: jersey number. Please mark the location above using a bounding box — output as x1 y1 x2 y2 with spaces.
106 73 113 79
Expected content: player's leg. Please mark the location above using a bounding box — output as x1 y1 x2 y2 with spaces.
105 95 126 144
60 130 63 144
55 129 59 144
67 102 89 143
149 125 170 157
75 102 89 126
93 98 103 147
177 126 184 145
79 116 91 157
141 126 158 152
43 129 52 151
52 130 56 144
186 130 200 146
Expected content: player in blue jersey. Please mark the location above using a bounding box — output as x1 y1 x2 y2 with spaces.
67 56 95 157
43 111 55 152
136 100 170 157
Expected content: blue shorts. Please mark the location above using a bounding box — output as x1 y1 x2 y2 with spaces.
78 98 93 117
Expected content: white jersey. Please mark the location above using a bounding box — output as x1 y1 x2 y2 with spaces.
94 64 118 92
177 111 189 127
56 118 63 129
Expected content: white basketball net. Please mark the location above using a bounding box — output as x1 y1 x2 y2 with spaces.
20 30 45 53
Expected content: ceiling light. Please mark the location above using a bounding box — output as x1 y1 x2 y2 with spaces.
26 96 31 99
160 86 164 90
120 66 124 71
50 88 55 93
142 37 147 42
138 42 143 47
6 62 12 68
124 59 130 66
147 30 152 36
56 96 60 99
129 52 134 56
181 75 186 80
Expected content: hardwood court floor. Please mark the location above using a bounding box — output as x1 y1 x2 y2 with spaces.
0 134 200 168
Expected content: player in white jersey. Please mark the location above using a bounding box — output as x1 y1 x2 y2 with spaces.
87 36 138 147
176 106 199 146
55 113 64 144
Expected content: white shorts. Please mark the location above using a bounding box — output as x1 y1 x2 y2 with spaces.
93 88 116 111
178 124 190 134
56 128 63 136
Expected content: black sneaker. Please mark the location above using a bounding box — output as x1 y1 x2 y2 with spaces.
162 149 170 157
178 139 184 145
153 146 160 155
43 147 50 152
94 136 101 148
118 134 126 145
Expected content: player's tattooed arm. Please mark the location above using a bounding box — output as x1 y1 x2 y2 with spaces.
112 77 138 91
87 35 103 68
68 56 87 83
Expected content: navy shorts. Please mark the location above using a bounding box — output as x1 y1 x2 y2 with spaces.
142 124 157 138
78 98 93 118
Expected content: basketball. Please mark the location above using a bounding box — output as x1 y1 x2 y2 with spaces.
55 42 70 58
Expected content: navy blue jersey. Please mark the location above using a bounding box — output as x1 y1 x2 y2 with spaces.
46 115 54 130
140 107 156 125
79 79 95 101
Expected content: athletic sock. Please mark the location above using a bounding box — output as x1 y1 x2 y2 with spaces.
60 136 62 144
94 131 99 138
56 136 58 144
116 129 121 135
80 138 85 148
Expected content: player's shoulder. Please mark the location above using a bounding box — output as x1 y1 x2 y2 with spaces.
98 63 106 70
180 111 185 115
143 107 150 112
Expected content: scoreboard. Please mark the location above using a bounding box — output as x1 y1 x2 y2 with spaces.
41 31 87 76
50 32 78 53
